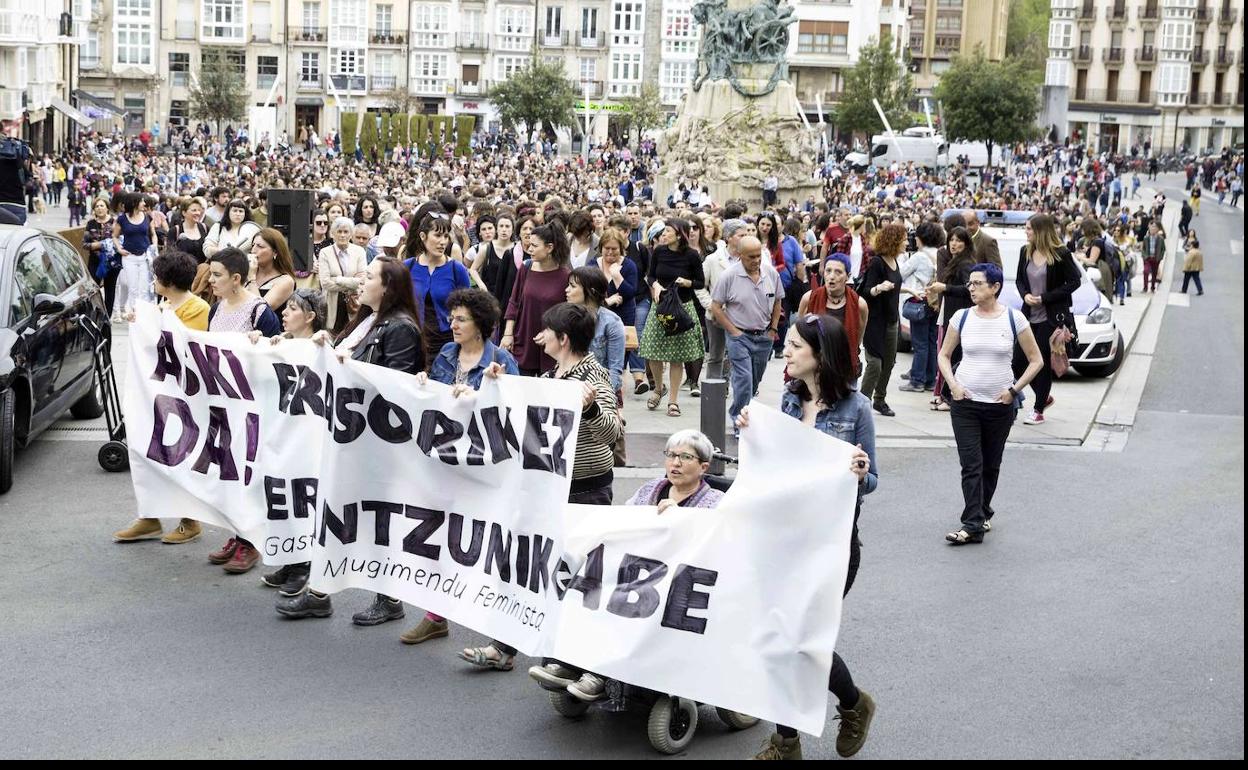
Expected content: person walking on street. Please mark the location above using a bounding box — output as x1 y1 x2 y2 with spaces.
710 235 783 432
1140 221 1166 293
1181 235 1204 296
1179 199 1192 238
937 263 1044 545
897 222 940 393
859 224 906 417
1015 214 1081 426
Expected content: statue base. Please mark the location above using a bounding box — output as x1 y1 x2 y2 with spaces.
657 78 820 211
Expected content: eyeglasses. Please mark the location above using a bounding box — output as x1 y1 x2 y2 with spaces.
663 450 701 464
803 313 824 334
966 280 989 288
314 220 327 226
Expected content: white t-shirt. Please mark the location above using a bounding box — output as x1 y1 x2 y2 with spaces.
953 306 1026 403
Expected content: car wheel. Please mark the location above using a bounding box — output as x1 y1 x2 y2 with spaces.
0 387 14 494
1072 333 1126 378
71 370 106 419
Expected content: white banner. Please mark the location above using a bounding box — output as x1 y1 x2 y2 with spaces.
125 304 859 735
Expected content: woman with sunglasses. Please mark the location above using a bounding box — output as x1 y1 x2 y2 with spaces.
738 313 876 761
311 213 332 259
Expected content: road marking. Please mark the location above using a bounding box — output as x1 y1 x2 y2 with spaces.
1167 292 1191 307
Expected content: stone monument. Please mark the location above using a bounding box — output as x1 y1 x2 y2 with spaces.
657 0 821 210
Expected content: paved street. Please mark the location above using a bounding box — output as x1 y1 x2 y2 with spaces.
0 175 1241 758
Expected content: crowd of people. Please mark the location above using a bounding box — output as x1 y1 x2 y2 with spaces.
16 122 1231 759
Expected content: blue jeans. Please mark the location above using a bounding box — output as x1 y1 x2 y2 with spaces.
1114 269 1129 301
909 311 938 387
632 298 651 376
726 332 773 422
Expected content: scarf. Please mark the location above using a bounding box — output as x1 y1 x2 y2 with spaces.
809 284 863 374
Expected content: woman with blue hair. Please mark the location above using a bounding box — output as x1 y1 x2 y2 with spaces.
797 252 867 376
937 262 1044 546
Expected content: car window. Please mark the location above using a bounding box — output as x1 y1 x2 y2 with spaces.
14 240 69 307
43 237 88 289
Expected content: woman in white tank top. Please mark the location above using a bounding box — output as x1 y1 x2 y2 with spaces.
937 263 1044 545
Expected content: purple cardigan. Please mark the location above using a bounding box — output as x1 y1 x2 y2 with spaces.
627 478 724 508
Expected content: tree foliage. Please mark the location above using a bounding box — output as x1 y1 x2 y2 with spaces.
488 59 578 141
359 111 379 157
377 87 422 116
188 50 249 128
340 112 359 156
834 33 913 138
1006 0 1051 79
934 49 1040 165
618 83 665 143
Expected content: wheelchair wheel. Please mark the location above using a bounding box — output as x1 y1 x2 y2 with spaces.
548 689 590 719
715 707 759 731
647 696 698 754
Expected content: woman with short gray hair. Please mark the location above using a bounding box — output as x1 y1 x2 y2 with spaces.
317 215 368 332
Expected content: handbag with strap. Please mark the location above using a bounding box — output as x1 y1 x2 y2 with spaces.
1049 324 1075 378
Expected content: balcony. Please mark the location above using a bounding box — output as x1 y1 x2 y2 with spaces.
456 32 489 50
1192 47 1210 65
1212 91 1234 105
297 73 323 90
371 74 398 90
1077 1 1096 21
1187 91 1206 105
454 79 489 96
175 20 196 39
409 78 450 96
1107 2 1127 24
1195 3 1211 25
288 26 327 43
1138 1 1159 22
540 30 568 48
370 29 406 45
1214 46 1233 67
1218 3 1238 25
329 74 367 92
0 9 40 44
200 27 247 45
1074 44 1093 62
1071 88 1155 105
575 30 607 48
1103 46 1124 63
573 79 604 98
1136 45 1156 65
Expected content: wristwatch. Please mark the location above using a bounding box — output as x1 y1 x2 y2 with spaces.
1007 385 1019 397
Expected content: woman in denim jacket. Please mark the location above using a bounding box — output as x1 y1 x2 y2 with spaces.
740 313 878 762
565 266 626 395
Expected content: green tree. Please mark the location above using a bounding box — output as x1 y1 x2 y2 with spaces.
618 83 664 144
1006 0 1051 78
359 111 379 158
834 33 913 139
488 59 578 144
340 112 359 156
188 50 249 132
934 50 1040 166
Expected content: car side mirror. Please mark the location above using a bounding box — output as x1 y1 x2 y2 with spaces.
32 294 64 317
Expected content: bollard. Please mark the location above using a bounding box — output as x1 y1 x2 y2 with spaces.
699 378 728 476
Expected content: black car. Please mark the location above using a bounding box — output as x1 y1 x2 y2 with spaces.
0 226 109 493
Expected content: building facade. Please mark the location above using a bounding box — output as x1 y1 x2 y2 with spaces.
908 0 1009 94
1043 0 1245 154
0 1 87 153
74 0 921 144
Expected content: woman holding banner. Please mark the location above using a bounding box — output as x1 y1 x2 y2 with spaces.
398 288 520 646
276 256 425 622
738 313 877 761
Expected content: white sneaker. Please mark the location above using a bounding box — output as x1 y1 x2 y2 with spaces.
566 673 606 702
1023 410 1045 425
528 662 578 689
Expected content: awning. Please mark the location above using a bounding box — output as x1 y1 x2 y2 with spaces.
294 97 324 106
49 96 92 127
71 90 125 117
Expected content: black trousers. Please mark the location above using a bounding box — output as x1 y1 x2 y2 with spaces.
950 399 1014 534
1013 319 1054 413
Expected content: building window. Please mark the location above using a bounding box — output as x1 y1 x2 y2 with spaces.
170 52 190 86
662 3 698 56
660 59 693 103
1048 20 1072 49
257 55 278 89
115 0 152 16
934 13 961 31
331 0 366 43
496 6 533 50
82 33 100 68
412 3 449 47
201 0 245 40
1158 62 1186 93
582 7 598 36
300 52 320 82
612 1 643 47
375 4 392 34
545 6 562 36
115 24 152 65
579 56 596 82
1160 21 1192 51
170 99 188 128
332 48 362 75
797 21 848 56
302 1 319 33
494 55 529 81
609 50 642 96
410 53 446 91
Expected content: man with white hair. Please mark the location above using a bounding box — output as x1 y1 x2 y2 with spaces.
700 218 749 383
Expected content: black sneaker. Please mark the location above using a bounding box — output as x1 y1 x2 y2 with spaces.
873 401 896 417
352 594 405 626
276 588 333 619
278 562 311 597
261 564 295 589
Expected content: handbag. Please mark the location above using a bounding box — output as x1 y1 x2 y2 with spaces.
655 287 694 337
901 297 928 322
1049 324 1075 378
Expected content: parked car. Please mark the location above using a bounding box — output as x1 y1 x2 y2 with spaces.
0 226 109 493
899 210 1124 378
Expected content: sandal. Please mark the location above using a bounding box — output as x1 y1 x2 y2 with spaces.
647 391 663 410
931 400 951 412
458 645 515 671
667 403 681 417
945 529 984 545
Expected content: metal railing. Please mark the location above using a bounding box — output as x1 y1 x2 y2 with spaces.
1074 44 1093 62
1072 88 1155 104
454 79 489 96
1194 3 1211 22
1214 46 1234 65
575 30 607 48
1078 1 1096 20
1136 45 1156 63
371 74 397 90
540 30 567 47
1192 47 1210 64
1108 2 1127 21
1218 3 1238 23
297 73 323 89
456 32 489 49
1139 1 1159 21
369 29 406 45
1212 92 1234 105
288 26 327 43
1187 91 1206 104
1103 46 1124 63
573 79 604 98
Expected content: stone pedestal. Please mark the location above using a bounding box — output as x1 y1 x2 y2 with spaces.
658 77 819 210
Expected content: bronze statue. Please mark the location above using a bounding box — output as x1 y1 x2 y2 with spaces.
692 0 795 97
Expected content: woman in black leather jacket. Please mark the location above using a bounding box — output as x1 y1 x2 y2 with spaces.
275 256 424 624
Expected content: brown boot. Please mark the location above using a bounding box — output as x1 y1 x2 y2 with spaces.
400 617 450 645
753 733 802 760
161 519 202 545
114 518 163 542
222 541 259 573
835 690 876 758
207 537 239 565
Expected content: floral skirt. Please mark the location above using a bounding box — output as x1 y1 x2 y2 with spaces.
637 299 705 363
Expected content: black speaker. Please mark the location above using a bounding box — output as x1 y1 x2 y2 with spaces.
267 189 316 273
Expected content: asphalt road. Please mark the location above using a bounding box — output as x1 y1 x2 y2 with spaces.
0 180 1241 759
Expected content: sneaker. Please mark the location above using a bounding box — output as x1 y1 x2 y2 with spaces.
690 385 701 397
160 519 201 545
567 673 607 702
113 518 163 542
872 401 895 417
634 380 651 395
1023 410 1045 425
400 617 450 645
529 662 579 689
352 594 405 626
899 372 910 381
223 542 260 573
279 563 312 596
207 537 239 565
753 733 803 760
276 588 334 619
835 690 876 758
261 564 296 589
897 382 925 392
